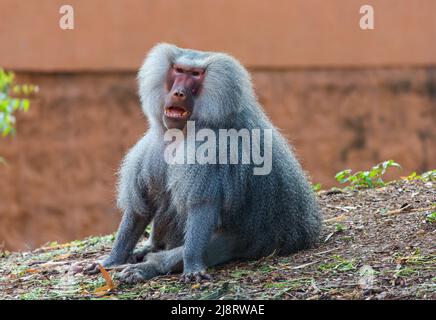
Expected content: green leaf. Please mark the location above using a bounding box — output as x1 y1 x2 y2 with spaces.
21 99 29 111
312 183 322 192
22 84 29 95
11 98 20 111
0 69 36 136
335 169 352 183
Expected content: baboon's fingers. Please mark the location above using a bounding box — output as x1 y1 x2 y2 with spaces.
202 272 213 281
180 271 213 284
83 263 100 275
115 262 160 284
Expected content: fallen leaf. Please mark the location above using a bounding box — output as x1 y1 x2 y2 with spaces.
38 243 75 251
25 268 39 274
324 215 346 223
99 264 115 288
54 253 71 261
94 264 116 296
191 283 201 290
94 285 113 297
416 230 425 236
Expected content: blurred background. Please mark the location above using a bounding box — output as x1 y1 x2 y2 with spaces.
0 0 435 251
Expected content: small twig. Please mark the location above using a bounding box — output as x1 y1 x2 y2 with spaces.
325 205 354 212
97 264 129 271
388 206 434 215
38 261 70 268
324 214 346 223
291 261 319 270
34 243 76 253
313 248 338 256
322 189 344 196
324 233 334 243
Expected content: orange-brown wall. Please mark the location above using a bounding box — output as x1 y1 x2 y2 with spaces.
1 0 436 70
1 68 435 251
0 1 435 250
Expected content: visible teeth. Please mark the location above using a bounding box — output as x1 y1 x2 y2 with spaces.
165 108 188 118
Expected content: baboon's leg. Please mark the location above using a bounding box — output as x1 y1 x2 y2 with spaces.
127 225 157 263
117 246 184 284
85 210 149 274
204 233 239 267
117 233 238 284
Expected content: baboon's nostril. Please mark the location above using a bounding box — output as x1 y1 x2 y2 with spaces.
173 89 186 100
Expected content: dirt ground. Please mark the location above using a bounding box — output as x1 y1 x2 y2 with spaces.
0 178 434 300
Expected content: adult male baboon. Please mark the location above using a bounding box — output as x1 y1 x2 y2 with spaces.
86 43 321 284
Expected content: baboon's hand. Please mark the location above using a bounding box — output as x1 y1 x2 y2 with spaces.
116 262 160 284
83 256 126 275
126 247 150 264
180 269 213 284
84 248 150 275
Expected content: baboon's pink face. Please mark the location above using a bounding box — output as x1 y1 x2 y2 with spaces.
163 64 206 130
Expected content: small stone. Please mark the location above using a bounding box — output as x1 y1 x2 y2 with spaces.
375 292 387 300
69 263 83 275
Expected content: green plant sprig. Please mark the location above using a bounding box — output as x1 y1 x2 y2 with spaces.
335 160 401 189
0 69 38 136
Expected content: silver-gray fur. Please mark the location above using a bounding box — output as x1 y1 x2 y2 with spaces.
85 43 322 284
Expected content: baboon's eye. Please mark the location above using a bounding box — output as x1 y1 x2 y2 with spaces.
175 67 184 74
192 71 200 77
